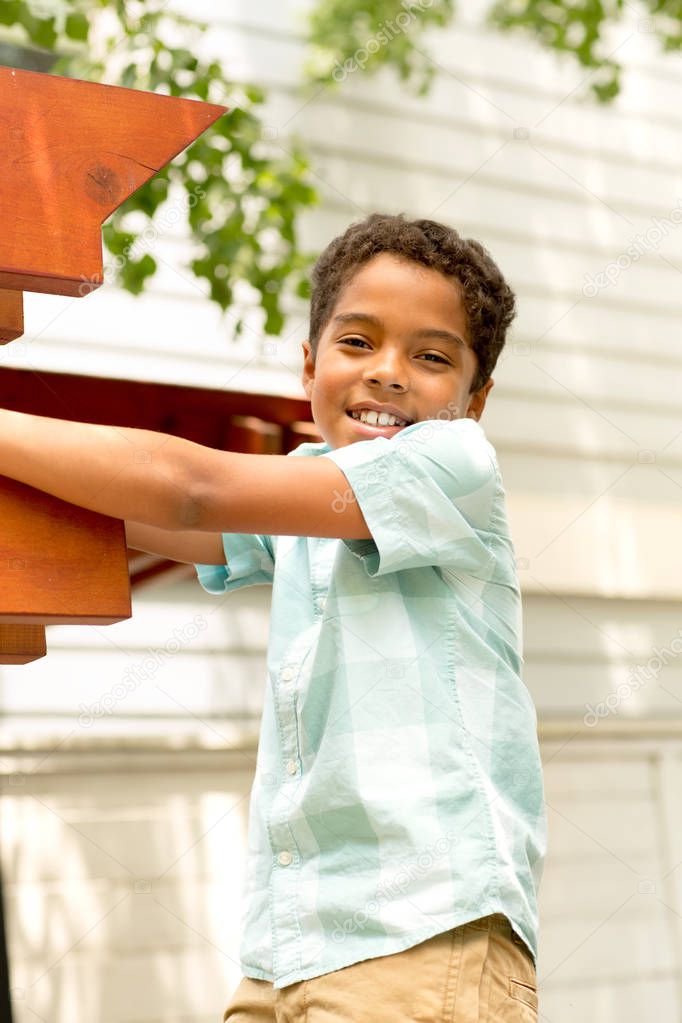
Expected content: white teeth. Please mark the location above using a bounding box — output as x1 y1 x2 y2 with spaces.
349 408 408 427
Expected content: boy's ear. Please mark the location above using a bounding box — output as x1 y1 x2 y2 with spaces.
466 378 494 422
301 338 315 399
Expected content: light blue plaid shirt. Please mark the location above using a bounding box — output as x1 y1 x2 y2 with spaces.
194 416 547 989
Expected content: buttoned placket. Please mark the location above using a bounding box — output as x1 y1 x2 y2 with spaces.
268 541 336 980
268 626 318 977
271 660 302 847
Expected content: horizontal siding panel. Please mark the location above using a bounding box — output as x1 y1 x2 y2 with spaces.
540 893 667 940
544 797 659 864
5 880 241 956
497 451 682 501
19 287 264 368
516 287 681 362
540 855 656 918
420 26 682 134
526 659 682 717
485 392 679 461
538 975 679 1021
538 913 675 981
523 594 682 657
290 152 682 302
542 759 651 798
289 147 682 280
0 715 259 748
260 72 682 174
40 586 271 653
0 648 266 714
0 663 267 751
507 490 682 600
1 765 255 808
12 289 303 398
257 92 682 228
1 794 247 883
0 585 270 741
490 331 682 415
9 948 238 1022
9 605 266 655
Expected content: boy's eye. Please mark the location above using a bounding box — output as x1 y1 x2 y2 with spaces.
420 353 448 364
340 338 449 364
340 336 369 348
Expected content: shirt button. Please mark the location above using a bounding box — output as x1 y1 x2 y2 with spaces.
278 850 293 866
286 759 298 775
281 667 295 681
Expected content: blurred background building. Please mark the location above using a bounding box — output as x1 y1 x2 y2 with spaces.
1 0 682 1019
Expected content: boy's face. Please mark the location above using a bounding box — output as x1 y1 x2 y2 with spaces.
301 252 494 450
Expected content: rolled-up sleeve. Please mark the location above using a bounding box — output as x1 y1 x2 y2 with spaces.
194 532 275 595
321 417 497 576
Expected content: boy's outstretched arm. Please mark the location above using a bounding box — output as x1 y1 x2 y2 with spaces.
0 407 371 540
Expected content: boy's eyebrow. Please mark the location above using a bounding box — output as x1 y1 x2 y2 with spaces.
331 311 466 349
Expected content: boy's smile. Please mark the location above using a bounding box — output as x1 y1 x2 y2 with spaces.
301 252 494 450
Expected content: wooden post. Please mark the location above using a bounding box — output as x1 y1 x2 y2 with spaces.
0 291 23 343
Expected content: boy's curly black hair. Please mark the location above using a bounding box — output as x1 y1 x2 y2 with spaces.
307 212 517 394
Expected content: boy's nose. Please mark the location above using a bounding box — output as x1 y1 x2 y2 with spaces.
363 351 409 391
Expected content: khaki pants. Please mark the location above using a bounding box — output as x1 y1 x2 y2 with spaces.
224 913 538 1022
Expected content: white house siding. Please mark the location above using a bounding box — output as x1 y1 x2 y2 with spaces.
2 1 682 1019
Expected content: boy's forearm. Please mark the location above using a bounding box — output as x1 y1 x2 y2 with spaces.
0 408 199 530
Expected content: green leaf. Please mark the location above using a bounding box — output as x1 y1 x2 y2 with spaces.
123 254 157 295
295 277 311 300
25 13 58 49
0 2 23 28
65 12 89 42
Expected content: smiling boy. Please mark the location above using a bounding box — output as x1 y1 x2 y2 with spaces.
301 249 490 447
0 213 546 1020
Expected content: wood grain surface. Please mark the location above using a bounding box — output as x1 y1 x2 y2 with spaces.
0 65 227 297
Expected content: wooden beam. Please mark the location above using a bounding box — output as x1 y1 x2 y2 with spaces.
0 290 23 343
0 66 227 297
0 366 315 449
0 475 132 625
0 624 46 664
228 414 283 454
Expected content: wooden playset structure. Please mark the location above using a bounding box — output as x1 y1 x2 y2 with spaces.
0 66 227 666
